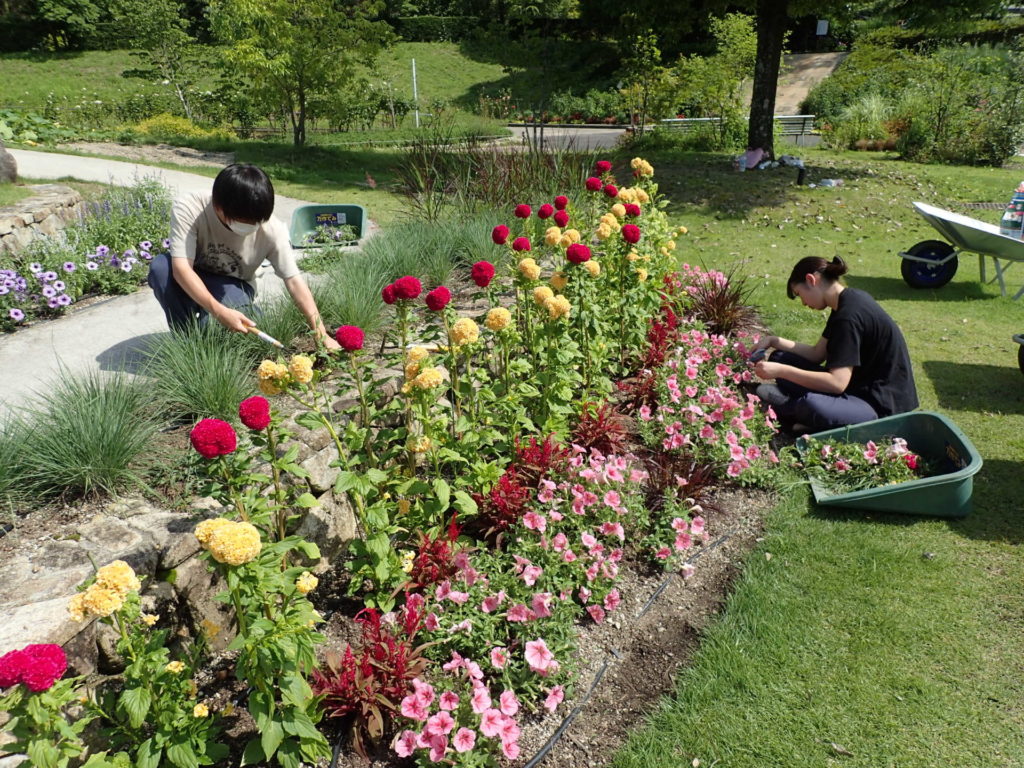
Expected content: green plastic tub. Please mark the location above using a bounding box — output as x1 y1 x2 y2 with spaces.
795 410 983 518
288 204 366 248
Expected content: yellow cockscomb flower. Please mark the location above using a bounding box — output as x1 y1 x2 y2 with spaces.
543 294 572 320
558 234 573 249
518 258 541 281
408 435 432 453
596 223 612 241
611 204 626 220
257 360 280 381
397 498 411 515
405 361 421 380
400 550 416 573
677 225 688 235
564 229 581 244
635 188 650 203
193 703 209 718
202 520 262 566
68 584 124 621
141 613 159 626
289 355 314 385
96 560 142 597
406 346 429 363
533 285 554 306
451 317 480 346
583 260 601 277
166 661 185 674
258 379 282 396
550 271 568 291
194 517 233 547
630 157 644 170
485 307 512 332
666 240 676 251
636 268 649 282
295 572 318 595
412 367 444 389
617 187 636 203
544 226 562 246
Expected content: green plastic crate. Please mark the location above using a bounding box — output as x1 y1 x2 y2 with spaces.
288 204 366 248
795 410 983 518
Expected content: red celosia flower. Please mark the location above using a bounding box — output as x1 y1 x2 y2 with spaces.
585 177 602 192
471 261 496 287
20 645 67 692
904 454 919 470
382 284 397 304
553 195 568 210
393 275 423 300
595 160 612 173
190 418 237 458
603 183 618 198
512 237 531 252
625 203 642 217
0 648 25 688
514 204 532 219
566 243 591 264
553 210 569 227
621 224 641 244
491 225 510 245
238 396 271 430
425 286 451 311
335 325 365 352
537 203 554 219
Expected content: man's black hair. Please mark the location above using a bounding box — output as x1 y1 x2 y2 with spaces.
212 164 275 223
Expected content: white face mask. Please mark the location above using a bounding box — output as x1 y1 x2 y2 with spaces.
229 221 260 236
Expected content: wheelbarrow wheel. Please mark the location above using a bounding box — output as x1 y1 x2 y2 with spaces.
901 240 958 289
1018 344 1024 376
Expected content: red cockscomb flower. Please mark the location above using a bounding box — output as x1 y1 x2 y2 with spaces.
566 243 591 264
335 325 365 352
585 177 602 192
603 183 618 198
624 203 642 217
595 160 612 173
621 224 641 244
537 204 554 219
553 210 569 227
512 237 531 252
425 286 451 311
19 645 68 692
553 195 568 210
491 225 510 245
0 648 25 688
238 396 271 430
190 418 237 458
514 204 532 219
382 284 397 304
471 261 496 287
393 275 423 300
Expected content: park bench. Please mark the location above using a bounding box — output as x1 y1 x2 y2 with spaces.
659 114 817 141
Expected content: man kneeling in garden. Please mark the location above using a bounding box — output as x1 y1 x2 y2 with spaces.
148 163 340 350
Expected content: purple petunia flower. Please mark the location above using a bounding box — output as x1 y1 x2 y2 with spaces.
53 280 65 291
140 251 152 260
140 241 152 250
109 257 121 269
42 285 57 298
86 262 98 271
9 308 24 321
15 278 27 290
162 238 171 249
42 271 57 282
96 245 110 256
29 263 42 274
63 262 76 273
47 297 60 309
0 286 8 295
123 249 135 258
57 294 72 307
120 263 132 273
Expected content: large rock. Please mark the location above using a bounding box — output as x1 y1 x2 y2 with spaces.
0 140 15 184
295 489 358 569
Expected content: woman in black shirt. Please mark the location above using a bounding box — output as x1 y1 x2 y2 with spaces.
752 256 918 431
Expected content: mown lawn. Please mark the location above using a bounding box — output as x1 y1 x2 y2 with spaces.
614 146 1024 767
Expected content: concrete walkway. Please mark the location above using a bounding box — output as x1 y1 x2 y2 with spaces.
1 150 320 414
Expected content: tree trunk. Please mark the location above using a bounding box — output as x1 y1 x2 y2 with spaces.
747 0 789 156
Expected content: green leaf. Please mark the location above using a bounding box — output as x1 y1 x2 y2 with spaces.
119 686 151 729
452 491 478 516
432 478 451 510
136 739 161 768
240 739 265 767
365 532 391 558
366 468 387 484
27 739 59 768
260 718 284 760
167 739 200 768
294 411 323 432
294 492 317 508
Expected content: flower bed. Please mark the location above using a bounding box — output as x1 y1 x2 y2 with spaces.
0 158 784 767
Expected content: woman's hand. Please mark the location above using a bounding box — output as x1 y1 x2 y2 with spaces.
754 360 783 380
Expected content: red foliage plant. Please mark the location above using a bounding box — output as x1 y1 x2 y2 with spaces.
407 515 463 591
571 401 633 455
643 451 717 512
312 600 431 761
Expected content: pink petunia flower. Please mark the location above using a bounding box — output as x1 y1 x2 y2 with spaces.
471 686 492 714
587 605 606 624
523 511 547 532
506 604 533 622
544 685 565 712
426 711 456 736
499 690 520 716
524 639 555 672
604 588 621 611
480 708 504 738
439 691 460 711
400 695 428 721
453 727 476 753
394 730 418 757
490 647 508 669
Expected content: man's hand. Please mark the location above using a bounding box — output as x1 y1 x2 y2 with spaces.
754 360 782 380
319 333 341 351
214 306 256 333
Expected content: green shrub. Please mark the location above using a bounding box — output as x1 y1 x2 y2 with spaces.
801 43 921 123
129 113 234 143
393 15 479 42
17 371 160 499
826 92 895 149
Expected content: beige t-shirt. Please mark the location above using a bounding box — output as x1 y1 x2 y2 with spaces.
169 192 300 291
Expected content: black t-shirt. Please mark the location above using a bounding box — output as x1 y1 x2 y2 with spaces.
823 288 919 416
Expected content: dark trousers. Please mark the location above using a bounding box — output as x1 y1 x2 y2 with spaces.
147 253 255 331
769 350 878 430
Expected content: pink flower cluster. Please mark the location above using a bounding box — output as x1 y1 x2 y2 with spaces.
0 643 67 692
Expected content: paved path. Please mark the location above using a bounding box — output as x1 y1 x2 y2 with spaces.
1 150 318 415
774 52 847 115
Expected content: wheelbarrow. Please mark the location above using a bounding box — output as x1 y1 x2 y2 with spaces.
900 201 1024 375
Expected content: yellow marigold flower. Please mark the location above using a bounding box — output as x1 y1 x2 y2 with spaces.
544 226 562 246
583 260 601 277
637 268 649 282
141 613 159 627
289 355 314 385
193 703 209 718
406 346 429 363
257 360 279 381
413 367 444 389
81 584 124 618
666 240 676 251
564 229 581 244
258 379 282 396
405 361 421 380
533 285 554 306
96 560 141 597
550 271 568 291
451 317 480 346
596 223 612 241
206 521 262 566
518 258 541 281
397 499 411 515
611 204 626 219
166 661 185 674
195 518 233 547
635 189 650 203
544 295 572 320
295 572 318 595
408 435 432 453
485 307 512 331
627 251 641 262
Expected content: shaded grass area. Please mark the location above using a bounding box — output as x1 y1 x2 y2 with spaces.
0 183 32 206
614 145 1024 766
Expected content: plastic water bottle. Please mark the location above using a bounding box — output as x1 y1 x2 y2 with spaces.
999 181 1024 239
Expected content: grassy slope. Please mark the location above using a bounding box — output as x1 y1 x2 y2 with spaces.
614 146 1024 767
0 183 32 206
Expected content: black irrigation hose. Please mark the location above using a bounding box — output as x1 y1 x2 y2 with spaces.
523 529 738 766
329 734 344 768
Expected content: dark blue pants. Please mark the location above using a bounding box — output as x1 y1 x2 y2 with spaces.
147 253 255 331
769 350 878 430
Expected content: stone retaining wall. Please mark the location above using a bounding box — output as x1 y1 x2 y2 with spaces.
0 184 87 256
